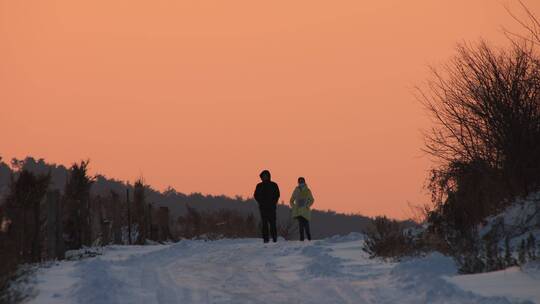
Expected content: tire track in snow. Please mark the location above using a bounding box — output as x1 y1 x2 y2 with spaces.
29 237 534 304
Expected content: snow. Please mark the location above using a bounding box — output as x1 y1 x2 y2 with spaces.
25 235 538 304
479 192 540 249
446 265 540 304
28 245 169 304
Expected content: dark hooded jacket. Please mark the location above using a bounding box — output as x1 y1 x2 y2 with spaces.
254 180 280 212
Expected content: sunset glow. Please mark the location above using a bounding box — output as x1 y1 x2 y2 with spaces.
2 0 538 218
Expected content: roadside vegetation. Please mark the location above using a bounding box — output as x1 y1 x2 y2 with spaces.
364 3 540 273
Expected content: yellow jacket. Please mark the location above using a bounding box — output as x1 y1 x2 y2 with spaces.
289 185 314 220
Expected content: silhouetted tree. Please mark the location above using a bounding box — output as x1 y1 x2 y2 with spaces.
420 41 540 239
133 179 147 244
64 160 94 249
4 169 50 262
504 1 540 46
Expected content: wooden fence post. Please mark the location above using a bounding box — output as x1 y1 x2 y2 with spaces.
127 188 132 245
148 203 154 241
56 192 65 259
46 190 64 259
111 192 122 244
157 207 171 242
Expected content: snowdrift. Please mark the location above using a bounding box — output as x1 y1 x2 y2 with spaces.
18 233 538 304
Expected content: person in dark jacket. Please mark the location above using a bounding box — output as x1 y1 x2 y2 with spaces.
254 170 280 243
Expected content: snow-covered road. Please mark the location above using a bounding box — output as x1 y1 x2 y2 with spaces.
28 235 539 304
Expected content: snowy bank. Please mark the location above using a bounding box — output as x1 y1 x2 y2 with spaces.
21 235 538 304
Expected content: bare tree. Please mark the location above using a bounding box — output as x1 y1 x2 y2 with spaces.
504 1 540 45
419 41 540 232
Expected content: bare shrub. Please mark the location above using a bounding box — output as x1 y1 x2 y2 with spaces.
176 206 258 240
362 216 421 259
277 217 298 240
419 40 540 246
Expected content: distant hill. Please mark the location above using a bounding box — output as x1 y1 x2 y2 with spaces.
0 157 372 238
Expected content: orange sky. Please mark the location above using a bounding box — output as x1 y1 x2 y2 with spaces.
1 1 539 218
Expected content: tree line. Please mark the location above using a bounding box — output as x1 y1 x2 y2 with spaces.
0 157 334 302
0 160 152 301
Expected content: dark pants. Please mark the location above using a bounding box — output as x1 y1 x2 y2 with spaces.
296 216 311 241
260 209 277 243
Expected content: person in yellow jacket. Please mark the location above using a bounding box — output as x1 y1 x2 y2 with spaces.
289 177 314 241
